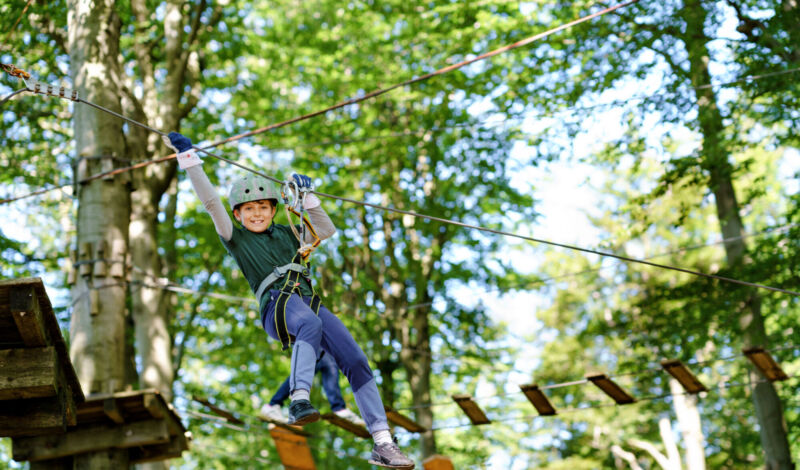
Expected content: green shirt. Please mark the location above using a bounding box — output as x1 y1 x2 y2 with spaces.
220 223 313 312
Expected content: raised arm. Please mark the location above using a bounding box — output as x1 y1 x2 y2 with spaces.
288 173 336 243
164 133 234 241
304 198 336 242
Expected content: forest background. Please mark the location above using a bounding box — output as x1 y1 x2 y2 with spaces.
0 0 798 469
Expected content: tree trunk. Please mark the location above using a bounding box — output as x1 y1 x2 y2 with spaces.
126 0 185 406
400 306 435 457
681 2 793 468
68 0 131 467
669 379 705 470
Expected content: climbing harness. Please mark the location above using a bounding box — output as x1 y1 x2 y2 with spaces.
264 251 324 351
248 178 325 350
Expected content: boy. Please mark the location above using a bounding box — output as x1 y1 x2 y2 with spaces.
165 132 414 469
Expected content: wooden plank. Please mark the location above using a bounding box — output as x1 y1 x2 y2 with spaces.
452 394 491 425
519 384 557 416
13 418 170 462
0 347 58 400
10 285 48 347
321 412 371 438
79 389 186 437
129 431 190 464
269 426 316 470
384 405 427 432
142 392 166 419
30 458 74 469
586 374 636 405
258 415 312 437
0 397 68 437
423 454 455 470
743 347 789 382
103 398 125 424
661 359 707 394
0 278 85 405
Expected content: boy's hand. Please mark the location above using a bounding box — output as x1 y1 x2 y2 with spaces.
163 132 193 153
163 132 202 169
291 173 313 190
290 172 320 209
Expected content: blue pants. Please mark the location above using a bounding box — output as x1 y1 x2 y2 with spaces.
262 291 389 434
269 352 346 411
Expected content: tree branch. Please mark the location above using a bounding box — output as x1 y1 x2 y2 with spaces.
611 445 644 470
628 438 675 470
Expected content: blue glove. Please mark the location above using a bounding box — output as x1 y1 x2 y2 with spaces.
291 173 313 190
288 172 319 209
166 132 193 153
163 132 202 169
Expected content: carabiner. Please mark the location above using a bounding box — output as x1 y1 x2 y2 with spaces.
281 180 300 210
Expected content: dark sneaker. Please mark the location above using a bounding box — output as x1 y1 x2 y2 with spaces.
368 439 415 469
288 399 320 426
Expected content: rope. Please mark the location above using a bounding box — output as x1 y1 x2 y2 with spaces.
3 63 799 203
2 4 797 295
2 0 640 195
195 0 641 152
179 371 798 436
0 86 30 106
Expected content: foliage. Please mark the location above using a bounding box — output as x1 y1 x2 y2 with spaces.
0 0 798 468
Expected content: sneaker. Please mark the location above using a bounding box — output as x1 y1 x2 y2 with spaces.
334 408 366 427
368 439 415 469
259 403 286 423
288 399 320 426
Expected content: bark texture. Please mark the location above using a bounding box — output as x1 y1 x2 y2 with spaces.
68 0 131 466
681 2 793 468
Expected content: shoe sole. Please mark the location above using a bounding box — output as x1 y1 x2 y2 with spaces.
289 410 320 426
367 458 415 469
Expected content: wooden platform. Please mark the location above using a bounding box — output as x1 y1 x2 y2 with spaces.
0 277 85 437
12 389 189 464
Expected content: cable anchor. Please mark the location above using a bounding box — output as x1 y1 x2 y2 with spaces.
0 63 31 79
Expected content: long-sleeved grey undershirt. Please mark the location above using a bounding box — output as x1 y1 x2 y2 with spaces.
184 165 336 242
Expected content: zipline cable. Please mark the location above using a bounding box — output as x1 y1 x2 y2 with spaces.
195 0 642 151
57 220 800 321
3 63 799 204
2 9 798 295
1 0 640 199
0 86 29 106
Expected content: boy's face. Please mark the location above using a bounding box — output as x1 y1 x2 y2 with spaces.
234 199 276 233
